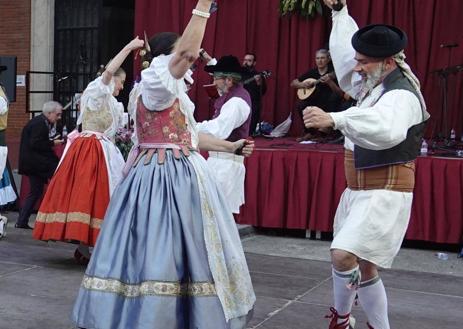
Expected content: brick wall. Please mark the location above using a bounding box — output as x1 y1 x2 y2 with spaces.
0 0 32 168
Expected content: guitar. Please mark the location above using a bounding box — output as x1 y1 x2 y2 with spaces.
243 70 272 85
297 78 320 100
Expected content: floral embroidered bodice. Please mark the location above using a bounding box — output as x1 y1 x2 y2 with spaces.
81 104 113 133
136 98 192 148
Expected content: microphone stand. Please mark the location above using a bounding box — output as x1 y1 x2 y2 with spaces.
251 75 264 137
436 43 458 144
439 68 450 143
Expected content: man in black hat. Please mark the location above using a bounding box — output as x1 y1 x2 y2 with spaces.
303 1 429 328
197 55 252 214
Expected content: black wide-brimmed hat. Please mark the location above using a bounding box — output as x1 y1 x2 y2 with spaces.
204 55 246 77
352 24 407 58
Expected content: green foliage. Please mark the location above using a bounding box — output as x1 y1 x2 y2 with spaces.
280 0 324 19
115 139 133 161
115 127 134 160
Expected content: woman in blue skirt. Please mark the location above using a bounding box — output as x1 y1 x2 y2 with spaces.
72 1 256 328
0 84 17 238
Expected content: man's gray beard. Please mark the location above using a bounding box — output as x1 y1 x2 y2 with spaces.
217 86 228 96
358 64 384 102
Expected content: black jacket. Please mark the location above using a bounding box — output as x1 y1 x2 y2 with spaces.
18 114 59 179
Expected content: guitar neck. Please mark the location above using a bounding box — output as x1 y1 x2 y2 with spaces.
243 71 270 85
243 75 257 85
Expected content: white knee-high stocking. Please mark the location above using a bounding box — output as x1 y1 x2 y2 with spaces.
332 266 360 319
357 276 390 329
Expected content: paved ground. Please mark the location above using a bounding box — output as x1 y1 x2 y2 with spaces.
1 212 463 329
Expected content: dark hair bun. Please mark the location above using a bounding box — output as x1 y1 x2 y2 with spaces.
149 32 180 58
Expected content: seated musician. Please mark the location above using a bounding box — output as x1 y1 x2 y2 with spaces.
290 49 345 142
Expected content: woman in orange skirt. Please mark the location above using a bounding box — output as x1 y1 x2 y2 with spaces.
32 37 144 263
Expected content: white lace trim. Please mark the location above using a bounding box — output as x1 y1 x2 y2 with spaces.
188 153 255 321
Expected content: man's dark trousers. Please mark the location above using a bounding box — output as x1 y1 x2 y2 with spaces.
16 175 47 226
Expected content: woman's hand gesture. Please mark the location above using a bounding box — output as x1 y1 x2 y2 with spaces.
126 36 145 52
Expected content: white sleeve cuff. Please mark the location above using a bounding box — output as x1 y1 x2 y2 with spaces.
330 112 346 131
207 58 218 66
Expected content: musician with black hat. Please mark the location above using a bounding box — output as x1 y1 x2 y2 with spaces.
197 55 252 214
303 1 430 328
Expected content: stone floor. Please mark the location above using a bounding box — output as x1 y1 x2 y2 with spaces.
1 213 463 329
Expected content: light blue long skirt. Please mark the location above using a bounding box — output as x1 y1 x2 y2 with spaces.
72 151 252 329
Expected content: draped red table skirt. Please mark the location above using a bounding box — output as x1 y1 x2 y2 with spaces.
236 138 463 244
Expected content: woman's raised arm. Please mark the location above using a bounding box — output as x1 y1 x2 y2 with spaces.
168 0 214 79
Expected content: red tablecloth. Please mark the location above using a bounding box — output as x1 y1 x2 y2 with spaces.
236 137 463 244
18 144 65 209
408 156 463 244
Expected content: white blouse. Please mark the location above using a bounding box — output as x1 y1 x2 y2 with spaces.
77 77 124 139
197 97 250 140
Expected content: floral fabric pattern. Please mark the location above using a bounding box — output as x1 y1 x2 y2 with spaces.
136 99 192 147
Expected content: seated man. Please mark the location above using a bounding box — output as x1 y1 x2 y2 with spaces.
290 49 344 141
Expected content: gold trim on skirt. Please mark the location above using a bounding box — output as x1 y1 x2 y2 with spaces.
35 211 103 229
81 275 217 297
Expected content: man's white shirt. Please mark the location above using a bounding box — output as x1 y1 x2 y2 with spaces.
196 97 250 138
